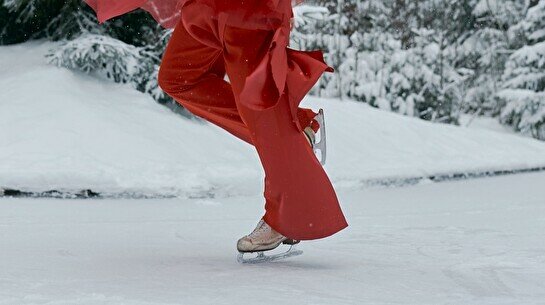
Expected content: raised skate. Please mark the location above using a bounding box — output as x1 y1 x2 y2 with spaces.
303 108 327 165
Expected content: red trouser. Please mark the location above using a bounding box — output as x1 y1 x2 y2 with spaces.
158 0 347 240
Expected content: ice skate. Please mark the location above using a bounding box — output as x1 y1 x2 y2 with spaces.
303 108 327 165
237 219 303 264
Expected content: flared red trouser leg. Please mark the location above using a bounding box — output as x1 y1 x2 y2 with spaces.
158 6 347 240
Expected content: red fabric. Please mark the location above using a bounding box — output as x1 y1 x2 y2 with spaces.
83 0 305 29
87 0 347 240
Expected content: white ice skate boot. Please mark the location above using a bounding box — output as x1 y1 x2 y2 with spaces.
237 219 302 264
302 108 327 165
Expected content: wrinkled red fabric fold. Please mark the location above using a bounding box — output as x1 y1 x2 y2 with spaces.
239 26 335 130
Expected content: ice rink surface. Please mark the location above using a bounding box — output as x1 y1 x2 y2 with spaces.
1 172 544 305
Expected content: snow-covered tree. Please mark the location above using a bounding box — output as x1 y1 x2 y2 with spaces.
2 0 541 138
47 33 154 88
497 1 545 139
455 0 525 116
294 0 464 123
0 0 89 43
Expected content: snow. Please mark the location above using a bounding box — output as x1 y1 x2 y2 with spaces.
0 41 263 198
473 0 505 18
2 41 545 196
1 171 544 305
292 4 329 28
458 114 515 134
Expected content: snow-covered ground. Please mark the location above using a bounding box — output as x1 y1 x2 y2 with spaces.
1 171 544 305
2 41 545 197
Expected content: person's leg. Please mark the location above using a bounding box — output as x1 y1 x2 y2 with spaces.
222 24 347 240
158 17 319 146
158 18 253 145
163 0 347 241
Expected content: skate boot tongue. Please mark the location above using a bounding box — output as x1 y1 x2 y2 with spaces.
248 220 269 239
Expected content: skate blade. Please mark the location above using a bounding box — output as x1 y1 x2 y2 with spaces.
313 108 327 165
237 245 303 264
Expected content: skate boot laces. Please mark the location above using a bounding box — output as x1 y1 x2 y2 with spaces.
248 220 282 241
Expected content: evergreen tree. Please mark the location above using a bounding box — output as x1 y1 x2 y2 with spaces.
2 0 542 139
295 0 463 123
497 0 545 139
455 0 525 117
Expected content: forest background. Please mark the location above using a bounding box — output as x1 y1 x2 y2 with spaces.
1 0 544 140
